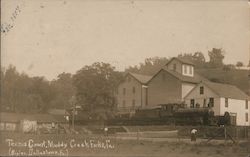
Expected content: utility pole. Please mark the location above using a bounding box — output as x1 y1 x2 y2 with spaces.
72 102 75 131
70 96 77 132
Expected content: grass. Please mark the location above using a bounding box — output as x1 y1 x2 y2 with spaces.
0 132 249 157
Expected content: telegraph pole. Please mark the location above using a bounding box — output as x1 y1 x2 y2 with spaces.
70 96 76 131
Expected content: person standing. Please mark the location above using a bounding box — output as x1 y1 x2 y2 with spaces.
104 127 108 136
191 128 197 141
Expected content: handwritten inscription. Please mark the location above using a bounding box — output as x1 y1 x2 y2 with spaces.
5 138 115 156
1 5 21 34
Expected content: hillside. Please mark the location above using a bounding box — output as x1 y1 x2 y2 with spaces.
197 69 250 96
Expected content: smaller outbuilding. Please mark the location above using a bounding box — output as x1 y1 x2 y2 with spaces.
184 81 250 126
0 112 67 133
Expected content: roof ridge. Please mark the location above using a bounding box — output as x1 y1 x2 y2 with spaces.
203 81 250 100
128 72 153 77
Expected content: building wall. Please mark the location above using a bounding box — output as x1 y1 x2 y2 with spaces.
220 98 250 126
181 83 196 99
166 59 182 74
184 83 220 115
116 75 142 110
0 122 17 131
148 70 182 106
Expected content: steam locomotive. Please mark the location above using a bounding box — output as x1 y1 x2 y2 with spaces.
109 104 231 126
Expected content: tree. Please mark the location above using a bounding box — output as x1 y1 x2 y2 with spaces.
49 72 76 109
30 76 55 112
208 48 225 68
236 61 244 68
1 65 55 113
73 62 123 113
1 65 20 112
178 52 206 68
192 52 206 67
125 57 169 75
223 64 235 71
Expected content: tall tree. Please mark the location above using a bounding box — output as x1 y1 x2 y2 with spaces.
2 65 20 112
178 52 206 68
208 48 225 68
125 57 169 75
73 62 123 113
1 65 55 113
50 72 76 109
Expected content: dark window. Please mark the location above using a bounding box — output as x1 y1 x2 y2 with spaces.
209 98 214 107
190 99 195 108
200 86 204 95
246 100 248 109
132 99 135 108
173 64 176 71
184 65 187 74
225 98 228 107
123 88 126 95
246 113 248 122
196 103 200 108
132 87 136 94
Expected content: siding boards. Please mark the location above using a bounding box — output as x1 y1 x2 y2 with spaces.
148 70 182 106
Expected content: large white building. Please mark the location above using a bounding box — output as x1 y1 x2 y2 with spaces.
184 81 250 126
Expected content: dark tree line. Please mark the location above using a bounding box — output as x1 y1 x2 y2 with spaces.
1 63 123 114
1 65 76 113
125 48 242 74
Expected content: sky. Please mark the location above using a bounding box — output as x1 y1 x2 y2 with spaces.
1 0 250 80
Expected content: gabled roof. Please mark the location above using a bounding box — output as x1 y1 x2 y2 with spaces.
161 67 208 84
203 81 250 100
166 57 194 66
128 72 153 84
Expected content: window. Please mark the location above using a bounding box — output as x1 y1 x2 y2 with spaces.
195 103 200 108
225 98 228 108
246 100 248 109
209 98 214 107
184 65 187 74
173 64 176 71
122 100 126 108
189 66 193 75
246 113 248 122
132 87 136 94
132 99 135 108
123 88 126 95
190 99 195 108
200 86 204 95
145 88 148 106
